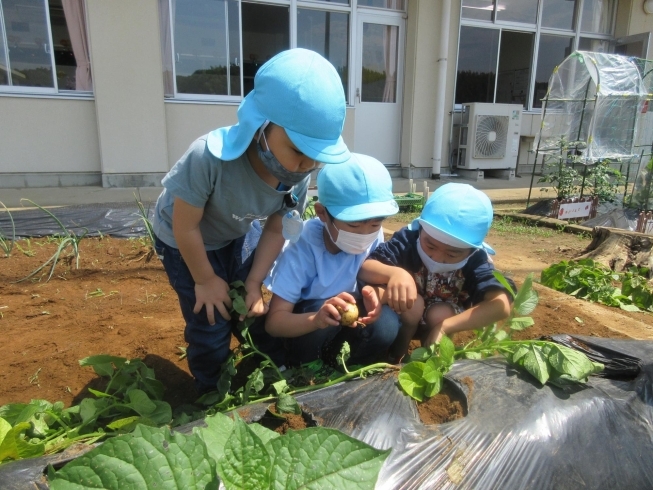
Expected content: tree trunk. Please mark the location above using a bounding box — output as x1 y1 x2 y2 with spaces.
577 227 653 276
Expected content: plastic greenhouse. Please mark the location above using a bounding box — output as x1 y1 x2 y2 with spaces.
529 51 653 209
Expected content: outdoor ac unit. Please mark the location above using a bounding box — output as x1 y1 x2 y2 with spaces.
456 103 522 170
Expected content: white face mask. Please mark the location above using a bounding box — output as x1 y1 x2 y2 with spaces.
325 221 379 255
417 240 472 274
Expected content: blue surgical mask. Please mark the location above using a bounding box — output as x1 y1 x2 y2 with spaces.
417 241 473 274
257 127 311 186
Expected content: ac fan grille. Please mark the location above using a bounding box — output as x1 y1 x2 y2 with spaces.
473 114 509 159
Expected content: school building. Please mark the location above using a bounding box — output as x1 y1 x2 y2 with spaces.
1 0 652 188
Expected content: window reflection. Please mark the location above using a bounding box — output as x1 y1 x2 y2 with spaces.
461 0 494 22
297 8 349 101
496 31 533 107
496 0 537 24
361 22 398 103
358 0 405 10
581 0 613 34
533 35 573 108
241 2 289 95
50 0 92 91
541 0 577 30
455 26 499 104
579 37 611 53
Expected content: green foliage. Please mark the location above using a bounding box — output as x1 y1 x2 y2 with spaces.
0 201 15 257
301 196 318 220
492 216 556 237
14 199 88 283
583 160 625 203
541 259 653 312
0 356 172 465
134 193 155 251
397 272 603 401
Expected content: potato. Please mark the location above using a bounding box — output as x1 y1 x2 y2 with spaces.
336 303 359 327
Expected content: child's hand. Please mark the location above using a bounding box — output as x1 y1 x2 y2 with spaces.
386 268 417 313
423 323 445 347
194 275 232 325
359 285 381 325
242 281 269 320
313 293 358 329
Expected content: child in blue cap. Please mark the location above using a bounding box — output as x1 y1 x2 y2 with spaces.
152 48 349 395
264 153 401 366
359 183 514 363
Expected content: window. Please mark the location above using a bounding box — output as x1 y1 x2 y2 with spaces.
0 0 92 93
456 0 616 111
161 0 360 102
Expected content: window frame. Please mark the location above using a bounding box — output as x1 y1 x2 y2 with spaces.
456 0 617 113
0 0 93 97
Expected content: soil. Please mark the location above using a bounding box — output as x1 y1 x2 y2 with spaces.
416 380 467 425
258 405 313 434
1 218 652 417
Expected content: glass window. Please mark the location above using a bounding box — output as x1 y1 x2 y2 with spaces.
541 0 578 30
241 2 289 95
461 0 494 22
455 26 499 104
2 0 54 88
357 0 405 10
495 31 534 106
360 22 398 103
533 34 573 108
580 0 614 35
297 8 349 101
0 0 91 92
579 37 612 53
173 0 240 96
495 0 537 24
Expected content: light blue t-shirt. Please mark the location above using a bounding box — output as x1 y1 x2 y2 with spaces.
152 134 308 250
264 218 384 303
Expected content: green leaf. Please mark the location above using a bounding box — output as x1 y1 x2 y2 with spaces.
407 347 430 362
106 416 141 431
232 295 248 316
493 270 516 297
196 412 235 465
513 274 539 315
126 389 156 415
461 351 482 359
507 317 535 331
79 355 127 370
0 422 45 462
494 330 508 342
423 358 443 383
398 362 426 402
423 374 443 398
547 344 596 380
217 416 272 490
522 346 550 385
620 303 641 312
50 425 218 490
271 380 288 395
268 427 390 490
276 393 301 415
511 346 529 364
438 336 455 365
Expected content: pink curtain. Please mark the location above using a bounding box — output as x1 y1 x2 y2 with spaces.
159 0 174 96
62 0 92 91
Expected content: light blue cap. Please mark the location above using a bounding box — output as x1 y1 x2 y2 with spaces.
317 153 399 221
207 49 349 164
409 183 495 254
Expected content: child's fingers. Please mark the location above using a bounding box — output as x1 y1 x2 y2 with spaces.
216 302 231 321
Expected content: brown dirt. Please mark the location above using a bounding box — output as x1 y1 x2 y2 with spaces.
416 381 467 425
1 221 652 414
259 405 312 434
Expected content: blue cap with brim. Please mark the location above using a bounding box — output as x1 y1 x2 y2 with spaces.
207 48 350 163
408 183 496 255
318 153 399 221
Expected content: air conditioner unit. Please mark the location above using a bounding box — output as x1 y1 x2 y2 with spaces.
455 103 522 170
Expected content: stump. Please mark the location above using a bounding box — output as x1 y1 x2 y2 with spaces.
577 227 653 276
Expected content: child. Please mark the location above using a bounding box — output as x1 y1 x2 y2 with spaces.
152 48 349 395
264 153 401 366
359 183 513 362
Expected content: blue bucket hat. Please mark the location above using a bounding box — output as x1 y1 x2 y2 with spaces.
207 48 349 164
409 183 495 254
317 153 399 221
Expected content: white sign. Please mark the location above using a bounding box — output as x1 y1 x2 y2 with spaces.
557 201 592 220
645 220 653 235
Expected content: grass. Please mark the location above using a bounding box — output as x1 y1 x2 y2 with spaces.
0 201 15 257
491 216 557 237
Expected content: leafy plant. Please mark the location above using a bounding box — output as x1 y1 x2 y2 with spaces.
397 273 604 401
583 160 625 203
538 138 585 199
14 199 88 283
0 201 15 257
301 195 318 220
541 259 653 312
0 356 172 465
134 193 156 261
48 414 390 490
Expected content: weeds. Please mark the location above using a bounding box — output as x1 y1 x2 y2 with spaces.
0 201 15 257
14 199 88 283
15 238 35 257
492 216 556 237
134 193 155 262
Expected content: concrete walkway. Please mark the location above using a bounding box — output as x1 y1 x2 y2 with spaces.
0 174 549 209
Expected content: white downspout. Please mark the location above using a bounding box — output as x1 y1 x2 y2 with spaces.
431 0 451 179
